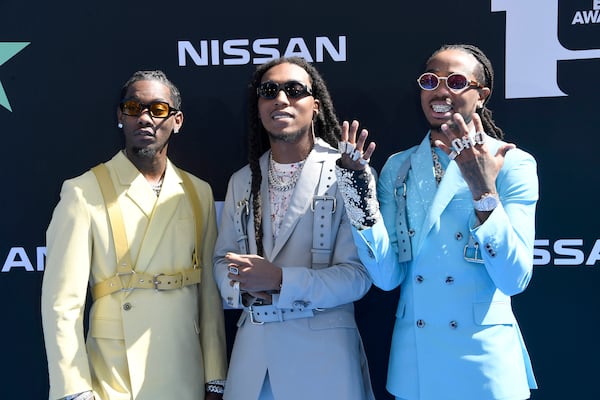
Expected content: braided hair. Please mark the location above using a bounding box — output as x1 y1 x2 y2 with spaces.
246 57 341 255
428 44 505 139
120 70 182 109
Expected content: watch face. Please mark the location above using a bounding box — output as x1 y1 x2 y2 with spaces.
483 197 497 209
475 194 499 211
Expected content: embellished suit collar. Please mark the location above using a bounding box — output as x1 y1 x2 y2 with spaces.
411 133 465 254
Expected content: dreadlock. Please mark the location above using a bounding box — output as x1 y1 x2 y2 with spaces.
246 57 341 256
428 44 505 140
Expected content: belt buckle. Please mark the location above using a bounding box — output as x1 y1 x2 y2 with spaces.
153 273 166 291
311 195 336 213
237 198 249 216
394 182 407 199
116 269 135 292
248 306 265 325
463 242 485 264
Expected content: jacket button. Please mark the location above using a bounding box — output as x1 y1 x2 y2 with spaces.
455 232 463 240
416 319 425 328
445 276 454 284
123 302 132 311
449 320 458 329
415 275 424 283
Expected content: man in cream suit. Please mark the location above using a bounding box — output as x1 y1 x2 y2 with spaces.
335 44 538 400
41 70 227 400
213 57 374 400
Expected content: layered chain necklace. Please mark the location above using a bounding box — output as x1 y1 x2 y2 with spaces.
268 155 305 192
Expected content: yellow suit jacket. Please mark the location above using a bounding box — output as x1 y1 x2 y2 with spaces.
41 151 227 400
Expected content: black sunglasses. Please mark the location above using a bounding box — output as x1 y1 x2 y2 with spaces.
120 99 179 118
417 72 484 92
257 80 313 100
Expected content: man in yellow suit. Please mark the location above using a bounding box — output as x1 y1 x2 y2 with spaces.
41 70 227 400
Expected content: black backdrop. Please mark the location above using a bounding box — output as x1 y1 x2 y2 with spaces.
2 0 599 398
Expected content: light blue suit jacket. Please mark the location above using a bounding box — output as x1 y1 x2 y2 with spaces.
353 133 538 400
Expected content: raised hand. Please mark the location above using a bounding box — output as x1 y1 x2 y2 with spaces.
338 120 376 170
434 112 515 200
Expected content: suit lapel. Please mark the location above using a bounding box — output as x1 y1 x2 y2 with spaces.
112 154 184 272
267 141 326 260
408 138 438 219
412 136 467 254
113 153 156 219
134 161 184 272
413 133 504 255
259 153 275 258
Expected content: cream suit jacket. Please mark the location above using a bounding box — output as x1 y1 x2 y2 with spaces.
42 151 227 400
214 139 375 400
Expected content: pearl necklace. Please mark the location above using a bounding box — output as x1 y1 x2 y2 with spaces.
268 155 305 192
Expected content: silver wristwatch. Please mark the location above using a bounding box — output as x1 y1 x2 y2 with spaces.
473 193 499 211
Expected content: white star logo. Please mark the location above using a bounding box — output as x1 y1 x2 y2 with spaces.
0 42 30 112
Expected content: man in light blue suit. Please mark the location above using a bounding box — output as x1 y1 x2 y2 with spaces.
335 44 538 400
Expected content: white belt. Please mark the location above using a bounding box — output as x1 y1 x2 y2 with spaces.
246 304 315 324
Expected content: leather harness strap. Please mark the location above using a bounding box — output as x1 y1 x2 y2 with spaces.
394 150 415 263
90 163 203 300
92 269 202 299
310 158 337 268
232 158 337 269
394 149 484 264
